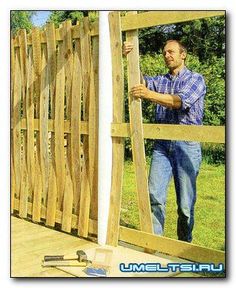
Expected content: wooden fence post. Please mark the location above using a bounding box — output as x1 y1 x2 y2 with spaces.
106 11 125 246
126 11 153 234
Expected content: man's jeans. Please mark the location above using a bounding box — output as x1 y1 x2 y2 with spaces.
149 140 202 242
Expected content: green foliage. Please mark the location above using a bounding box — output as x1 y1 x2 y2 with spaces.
139 16 225 62
201 143 225 165
10 11 35 35
180 17 225 62
48 11 98 27
48 11 84 27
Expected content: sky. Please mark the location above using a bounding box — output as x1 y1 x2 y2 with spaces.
31 11 51 27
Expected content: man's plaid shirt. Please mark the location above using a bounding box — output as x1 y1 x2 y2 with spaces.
144 67 206 125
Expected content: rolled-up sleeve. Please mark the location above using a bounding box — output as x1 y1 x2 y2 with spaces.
144 75 161 92
177 74 206 111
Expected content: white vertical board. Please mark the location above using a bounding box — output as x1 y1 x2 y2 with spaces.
98 11 113 245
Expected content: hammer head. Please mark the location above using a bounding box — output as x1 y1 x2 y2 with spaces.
76 250 87 262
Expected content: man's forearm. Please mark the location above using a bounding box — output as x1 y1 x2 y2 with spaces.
146 90 182 109
130 84 182 109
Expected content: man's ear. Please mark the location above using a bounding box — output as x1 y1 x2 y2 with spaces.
181 51 187 61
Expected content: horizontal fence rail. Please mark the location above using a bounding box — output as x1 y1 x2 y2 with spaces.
12 11 225 46
111 123 225 143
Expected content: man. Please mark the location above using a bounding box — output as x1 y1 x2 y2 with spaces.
123 40 206 242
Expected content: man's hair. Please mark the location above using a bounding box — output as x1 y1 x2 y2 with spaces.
163 40 187 58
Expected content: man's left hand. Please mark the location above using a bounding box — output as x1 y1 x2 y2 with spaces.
130 84 150 100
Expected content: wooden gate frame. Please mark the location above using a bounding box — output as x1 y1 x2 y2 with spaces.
106 11 225 265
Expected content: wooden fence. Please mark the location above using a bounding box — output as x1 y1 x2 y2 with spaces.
11 18 99 238
11 11 225 265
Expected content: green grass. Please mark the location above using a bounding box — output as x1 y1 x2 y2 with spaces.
121 160 225 251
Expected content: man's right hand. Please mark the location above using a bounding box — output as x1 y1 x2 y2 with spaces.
122 41 134 56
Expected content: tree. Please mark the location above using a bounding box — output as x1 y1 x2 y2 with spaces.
138 16 225 62
10 11 35 35
176 16 225 62
48 11 98 27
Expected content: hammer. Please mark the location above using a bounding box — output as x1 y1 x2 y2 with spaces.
44 250 87 262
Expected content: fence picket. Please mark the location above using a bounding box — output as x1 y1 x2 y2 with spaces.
78 18 91 237
61 162 73 232
70 39 82 213
26 48 35 203
54 41 65 211
32 27 43 222
12 48 22 202
39 45 49 206
89 35 99 221
18 29 29 218
45 23 57 226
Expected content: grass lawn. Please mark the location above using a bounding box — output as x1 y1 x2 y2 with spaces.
121 159 225 251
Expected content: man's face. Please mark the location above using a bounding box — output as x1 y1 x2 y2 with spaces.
163 41 186 71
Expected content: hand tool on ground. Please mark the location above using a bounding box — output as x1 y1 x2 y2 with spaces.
44 250 88 262
42 260 87 267
42 250 91 268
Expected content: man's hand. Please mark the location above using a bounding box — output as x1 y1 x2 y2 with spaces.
123 41 134 56
130 84 150 100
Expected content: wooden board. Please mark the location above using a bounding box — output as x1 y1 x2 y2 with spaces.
121 11 225 31
32 28 43 222
126 12 153 234
111 123 225 143
78 17 91 238
62 20 73 120
62 20 73 183
45 22 57 116
107 12 125 246
119 226 225 265
11 216 89 277
54 41 65 211
39 45 49 206
70 39 82 214
61 162 74 233
25 48 35 202
89 35 99 221
46 163 57 227
12 49 22 202
45 22 57 227
18 29 28 218
88 45 97 217
16 119 88 134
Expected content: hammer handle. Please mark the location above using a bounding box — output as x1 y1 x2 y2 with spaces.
44 255 71 261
